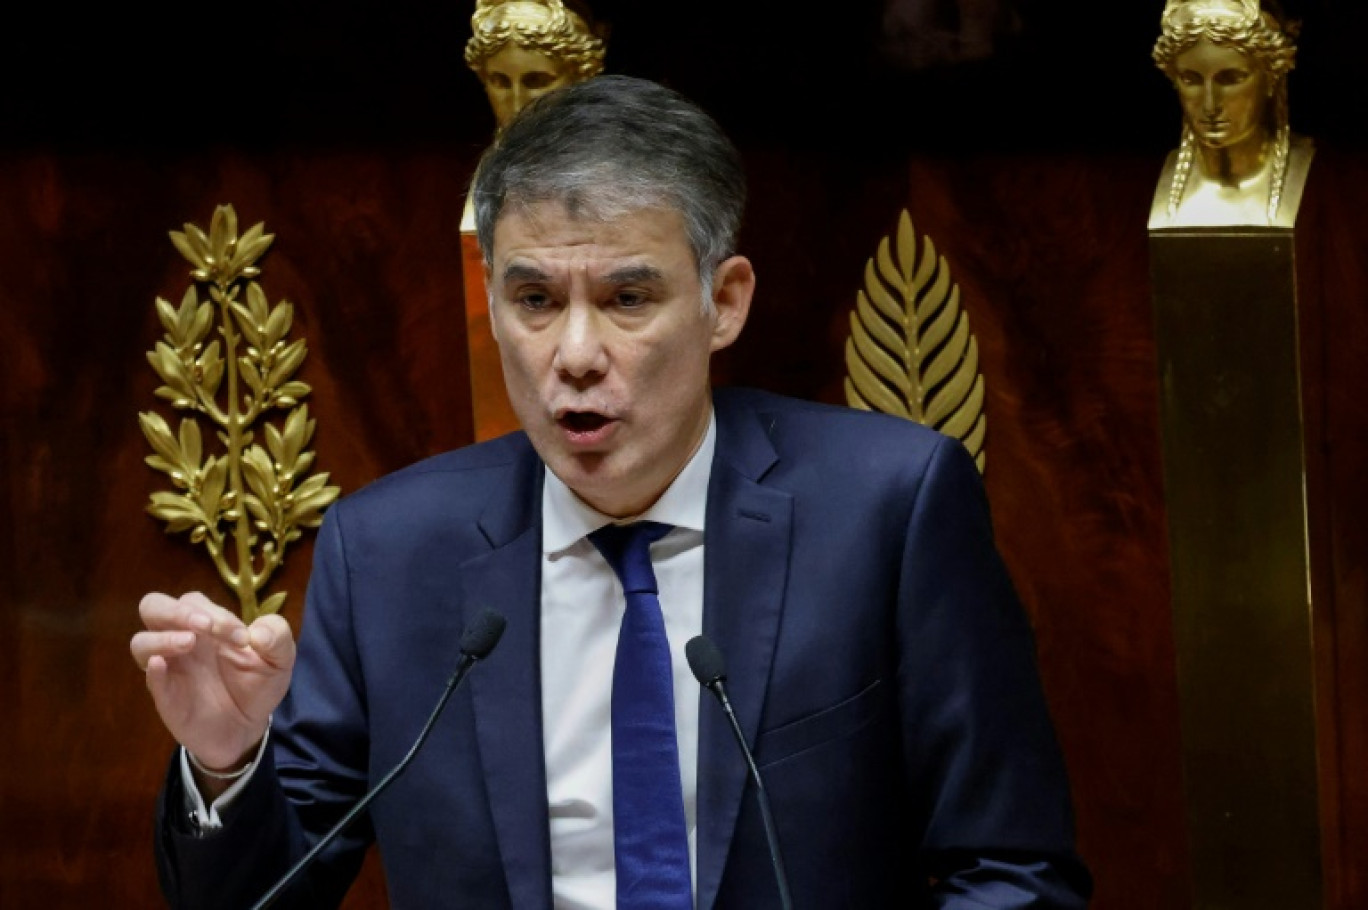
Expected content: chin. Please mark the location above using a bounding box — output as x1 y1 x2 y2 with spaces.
552 452 617 490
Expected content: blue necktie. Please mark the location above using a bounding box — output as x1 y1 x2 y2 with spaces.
589 521 693 910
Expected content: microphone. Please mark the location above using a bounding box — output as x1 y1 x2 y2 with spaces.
686 635 793 910
250 608 507 910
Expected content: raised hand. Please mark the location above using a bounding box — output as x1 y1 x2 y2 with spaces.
131 592 295 777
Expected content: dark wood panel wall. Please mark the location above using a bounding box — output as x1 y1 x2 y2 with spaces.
2 1 1365 907
1296 155 1368 908
0 147 478 908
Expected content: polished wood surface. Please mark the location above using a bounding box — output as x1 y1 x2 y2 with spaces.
1296 151 1368 909
0 148 476 908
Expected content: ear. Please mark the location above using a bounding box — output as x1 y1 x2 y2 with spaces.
483 264 502 345
708 255 755 353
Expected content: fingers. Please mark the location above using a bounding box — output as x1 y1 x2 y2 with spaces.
246 614 297 670
133 592 253 677
132 592 298 671
180 591 245 642
139 591 246 643
129 628 197 671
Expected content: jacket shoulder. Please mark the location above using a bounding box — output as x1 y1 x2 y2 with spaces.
715 386 953 457
330 432 537 525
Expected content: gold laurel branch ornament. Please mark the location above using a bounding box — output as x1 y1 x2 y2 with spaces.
844 210 987 472
139 205 340 622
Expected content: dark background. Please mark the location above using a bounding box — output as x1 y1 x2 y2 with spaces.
2 1 1365 907
1 1 1365 151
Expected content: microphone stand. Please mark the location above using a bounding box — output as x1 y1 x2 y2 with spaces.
250 610 505 909
687 635 794 910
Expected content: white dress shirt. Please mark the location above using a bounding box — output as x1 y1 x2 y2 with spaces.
540 414 713 909
185 414 716 910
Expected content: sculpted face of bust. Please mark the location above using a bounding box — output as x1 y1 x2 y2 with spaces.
465 0 606 130
1172 38 1269 152
480 43 575 128
1150 0 1311 226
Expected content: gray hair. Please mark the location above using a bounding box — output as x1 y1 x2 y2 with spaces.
470 75 747 306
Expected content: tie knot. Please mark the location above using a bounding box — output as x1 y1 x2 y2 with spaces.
589 521 672 594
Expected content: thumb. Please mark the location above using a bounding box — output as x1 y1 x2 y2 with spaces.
247 614 296 670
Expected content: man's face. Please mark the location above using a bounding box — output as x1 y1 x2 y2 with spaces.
1173 38 1270 150
480 44 575 128
488 201 753 517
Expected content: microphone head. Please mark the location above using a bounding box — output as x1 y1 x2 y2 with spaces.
460 608 507 659
686 635 727 687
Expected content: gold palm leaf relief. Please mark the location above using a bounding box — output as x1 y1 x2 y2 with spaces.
844 210 986 472
140 204 340 622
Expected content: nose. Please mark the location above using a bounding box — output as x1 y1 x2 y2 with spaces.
552 303 609 387
1202 81 1222 117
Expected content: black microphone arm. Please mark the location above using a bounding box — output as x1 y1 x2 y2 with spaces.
250 608 507 910
685 635 794 910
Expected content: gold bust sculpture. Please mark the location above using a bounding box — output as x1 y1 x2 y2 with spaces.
465 0 606 129
1151 0 1313 227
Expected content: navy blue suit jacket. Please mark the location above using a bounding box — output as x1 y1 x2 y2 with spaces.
156 388 1090 908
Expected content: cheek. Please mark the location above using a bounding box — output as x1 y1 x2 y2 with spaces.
1178 90 1205 119
495 335 544 390
1228 90 1261 125
645 339 714 400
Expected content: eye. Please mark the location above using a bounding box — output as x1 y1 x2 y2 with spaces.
486 72 512 89
1215 68 1251 86
612 290 649 310
521 71 557 90
517 290 556 312
1177 70 1203 87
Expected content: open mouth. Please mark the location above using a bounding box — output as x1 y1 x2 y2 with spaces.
558 411 611 433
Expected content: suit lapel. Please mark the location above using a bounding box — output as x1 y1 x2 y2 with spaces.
695 396 793 910
453 399 794 910
463 448 554 910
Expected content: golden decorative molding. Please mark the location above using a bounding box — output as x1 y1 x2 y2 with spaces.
844 210 986 472
140 205 339 622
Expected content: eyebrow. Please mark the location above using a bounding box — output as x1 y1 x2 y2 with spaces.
603 265 665 285
499 264 666 285
501 264 551 284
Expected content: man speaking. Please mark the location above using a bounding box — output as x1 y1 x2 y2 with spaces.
131 75 1091 908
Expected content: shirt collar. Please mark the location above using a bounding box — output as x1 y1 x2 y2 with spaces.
542 410 716 555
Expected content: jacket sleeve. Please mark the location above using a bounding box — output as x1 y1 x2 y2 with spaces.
153 506 374 910
895 437 1092 908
